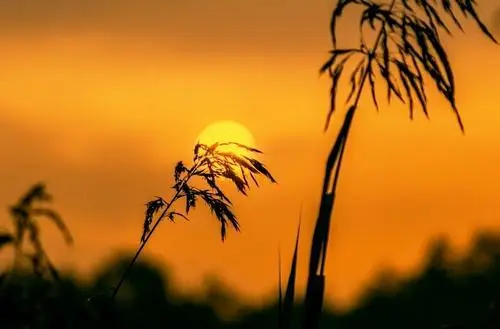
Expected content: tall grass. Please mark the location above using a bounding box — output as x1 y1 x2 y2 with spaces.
1 2 499 328
299 0 498 328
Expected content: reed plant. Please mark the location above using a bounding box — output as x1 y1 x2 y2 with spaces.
298 1 498 328
111 142 276 299
0 183 72 283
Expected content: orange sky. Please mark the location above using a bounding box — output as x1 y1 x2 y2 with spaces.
0 0 500 310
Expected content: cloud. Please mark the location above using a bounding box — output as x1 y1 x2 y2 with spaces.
1 0 498 56
0 0 332 54
0 114 170 222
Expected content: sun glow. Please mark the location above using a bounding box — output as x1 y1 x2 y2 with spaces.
196 120 256 157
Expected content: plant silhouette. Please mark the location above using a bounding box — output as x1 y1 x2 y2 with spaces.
1 2 499 328
111 141 276 300
278 218 300 329
301 1 499 328
5 230 500 328
0 183 73 284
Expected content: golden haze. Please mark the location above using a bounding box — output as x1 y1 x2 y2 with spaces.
0 0 499 310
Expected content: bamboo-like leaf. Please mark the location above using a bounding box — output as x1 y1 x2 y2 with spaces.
421 1 451 35
346 59 366 104
325 64 344 130
393 55 428 118
381 28 392 102
375 56 404 104
244 157 277 183
367 61 379 110
361 2 382 29
323 54 356 130
330 0 366 47
455 0 498 43
250 172 259 187
398 63 415 117
218 141 263 154
441 0 463 30
319 49 359 75
322 0 495 132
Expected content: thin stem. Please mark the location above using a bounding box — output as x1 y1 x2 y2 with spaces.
323 0 398 194
302 2 399 326
332 0 399 181
319 0 398 272
319 127 348 275
110 158 205 300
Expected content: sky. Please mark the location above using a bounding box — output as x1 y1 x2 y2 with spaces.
0 0 500 310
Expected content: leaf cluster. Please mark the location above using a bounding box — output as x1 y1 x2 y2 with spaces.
141 142 276 242
0 183 73 281
321 0 498 131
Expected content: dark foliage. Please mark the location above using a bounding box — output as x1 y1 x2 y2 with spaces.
1 183 72 283
2 231 500 328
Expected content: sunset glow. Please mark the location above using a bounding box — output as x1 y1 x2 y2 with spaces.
196 120 256 157
0 0 499 313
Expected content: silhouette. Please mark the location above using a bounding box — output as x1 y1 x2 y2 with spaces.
1 2 499 329
112 142 276 300
0 141 278 328
1 231 500 328
278 219 300 329
300 1 499 328
0 183 72 283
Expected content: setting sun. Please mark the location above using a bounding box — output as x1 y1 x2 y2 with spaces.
1 0 500 327
196 120 256 156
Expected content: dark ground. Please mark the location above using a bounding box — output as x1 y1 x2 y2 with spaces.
1 231 500 329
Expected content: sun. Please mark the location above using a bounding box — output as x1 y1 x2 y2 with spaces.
196 120 256 157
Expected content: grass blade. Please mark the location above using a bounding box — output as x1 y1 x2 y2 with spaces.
281 218 301 329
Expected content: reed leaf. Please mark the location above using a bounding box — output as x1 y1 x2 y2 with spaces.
322 0 497 131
